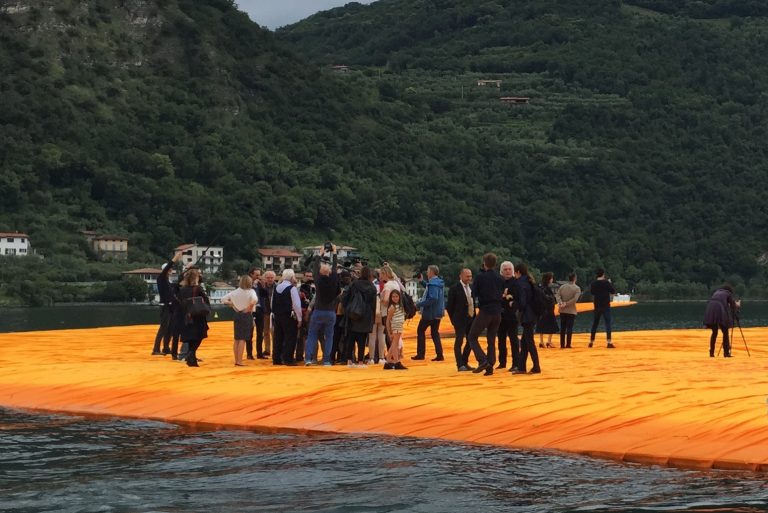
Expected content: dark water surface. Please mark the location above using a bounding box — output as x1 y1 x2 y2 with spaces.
1 408 767 513
2 301 767 333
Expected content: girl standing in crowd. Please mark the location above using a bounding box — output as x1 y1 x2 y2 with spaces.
384 290 407 370
221 275 259 366
536 272 559 348
178 268 210 367
511 263 541 374
703 284 740 358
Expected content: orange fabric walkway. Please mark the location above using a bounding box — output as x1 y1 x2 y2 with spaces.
1 308 766 471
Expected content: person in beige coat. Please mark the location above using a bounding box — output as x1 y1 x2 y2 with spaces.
556 273 581 348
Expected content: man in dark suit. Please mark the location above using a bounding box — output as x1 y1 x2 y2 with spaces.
446 268 475 371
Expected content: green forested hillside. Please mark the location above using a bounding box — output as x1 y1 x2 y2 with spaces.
1 0 768 304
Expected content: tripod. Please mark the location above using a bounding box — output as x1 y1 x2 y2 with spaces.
717 311 750 357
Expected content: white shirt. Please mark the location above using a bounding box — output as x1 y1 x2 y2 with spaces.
463 282 473 317
221 288 258 313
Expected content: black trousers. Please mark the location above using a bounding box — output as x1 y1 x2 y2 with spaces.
452 317 473 369
345 331 367 363
708 324 730 356
518 322 540 372
497 315 518 368
152 305 174 353
468 310 501 367
185 339 202 365
416 318 443 358
273 313 298 364
250 310 264 357
560 313 576 348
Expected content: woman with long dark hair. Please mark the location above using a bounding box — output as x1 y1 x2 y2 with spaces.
536 272 559 349
178 268 210 367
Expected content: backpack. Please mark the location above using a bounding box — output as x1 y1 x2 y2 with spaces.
529 283 548 319
400 289 417 320
346 287 366 321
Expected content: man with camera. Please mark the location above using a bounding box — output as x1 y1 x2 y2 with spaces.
305 242 339 365
589 268 616 348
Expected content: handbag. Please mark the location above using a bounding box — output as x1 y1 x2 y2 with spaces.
186 286 211 318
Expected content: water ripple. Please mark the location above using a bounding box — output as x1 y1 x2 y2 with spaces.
1 408 766 513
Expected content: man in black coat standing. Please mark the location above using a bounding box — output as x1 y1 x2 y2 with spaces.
446 268 475 372
152 250 182 356
469 253 505 376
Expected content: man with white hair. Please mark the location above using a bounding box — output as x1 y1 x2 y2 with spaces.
497 261 518 370
271 268 303 366
305 244 338 365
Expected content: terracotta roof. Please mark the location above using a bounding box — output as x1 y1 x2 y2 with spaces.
302 245 358 251
258 248 302 258
175 243 196 251
0 232 29 238
122 268 165 275
94 235 128 241
210 281 235 290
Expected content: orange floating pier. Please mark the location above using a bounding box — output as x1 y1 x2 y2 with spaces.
1 306 767 471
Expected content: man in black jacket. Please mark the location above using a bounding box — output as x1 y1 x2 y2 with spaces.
469 253 504 376
446 268 475 371
589 268 617 348
497 261 519 370
152 250 182 355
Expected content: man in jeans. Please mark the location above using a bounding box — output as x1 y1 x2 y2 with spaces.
305 244 338 365
412 265 445 361
589 268 616 348
469 253 504 376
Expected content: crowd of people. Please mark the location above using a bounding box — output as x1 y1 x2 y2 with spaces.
151 246 631 374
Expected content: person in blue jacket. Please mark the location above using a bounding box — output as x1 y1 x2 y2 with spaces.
412 265 445 361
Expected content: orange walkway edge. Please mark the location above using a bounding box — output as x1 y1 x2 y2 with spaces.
2 306 767 471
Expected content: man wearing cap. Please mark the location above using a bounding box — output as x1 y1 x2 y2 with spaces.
152 250 182 356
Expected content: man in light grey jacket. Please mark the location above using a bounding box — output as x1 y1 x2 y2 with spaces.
556 273 581 349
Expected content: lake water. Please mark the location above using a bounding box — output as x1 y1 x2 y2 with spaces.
1 301 766 333
2 408 767 513
2 303 767 511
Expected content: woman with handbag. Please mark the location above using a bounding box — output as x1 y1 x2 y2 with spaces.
221 275 259 366
179 268 210 367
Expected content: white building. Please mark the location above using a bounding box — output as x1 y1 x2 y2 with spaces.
404 278 421 299
208 281 236 305
0 232 31 256
121 267 175 303
258 247 302 271
302 244 361 263
176 243 224 274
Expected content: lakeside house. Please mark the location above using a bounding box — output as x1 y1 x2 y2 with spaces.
176 243 224 274
258 247 302 272
500 96 530 105
208 281 236 305
0 232 31 256
121 267 174 303
82 231 128 260
477 79 502 87
301 244 361 264
331 64 350 73
404 278 421 299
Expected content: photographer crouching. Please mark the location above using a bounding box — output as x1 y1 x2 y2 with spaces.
703 284 741 358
